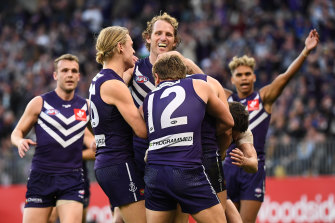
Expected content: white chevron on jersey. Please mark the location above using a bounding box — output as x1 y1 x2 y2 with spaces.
131 89 143 106
40 112 88 136
37 119 85 148
44 101 89 125
134 66 155 90
132 78 147 98
249 112 269 131
248 94 261 120
228 93 269 131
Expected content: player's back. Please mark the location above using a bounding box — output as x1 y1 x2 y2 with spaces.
188 74 219 157
143 78 206 167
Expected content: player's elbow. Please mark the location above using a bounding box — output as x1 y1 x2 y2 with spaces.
134 127 147 139
247 158 258 173
226 115 234 129
217 116 234 133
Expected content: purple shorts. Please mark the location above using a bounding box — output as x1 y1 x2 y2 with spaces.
83 172 90 208
202 154 226 193
95 161 145 207
25 169 84 208
133 136 148 179
144 165 220 214
223 161 266 202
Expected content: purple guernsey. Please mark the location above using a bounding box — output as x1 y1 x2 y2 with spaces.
143 78 206 167
89 69 133 169
32 90 88 173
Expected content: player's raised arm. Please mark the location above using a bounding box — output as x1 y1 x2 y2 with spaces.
260 29 319 109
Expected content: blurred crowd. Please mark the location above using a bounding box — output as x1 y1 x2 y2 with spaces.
0 0 335 184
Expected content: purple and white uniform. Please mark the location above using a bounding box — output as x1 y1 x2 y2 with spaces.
25 90 88 207
89 69 144 207
188 74 225 193
143 78 219 214
224 91 270 201
129 57 154 176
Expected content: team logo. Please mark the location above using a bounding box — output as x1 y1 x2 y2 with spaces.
135 76 149 83
46 109 59 116
129 182 137 193
254 187 263 198
255 188 262 194
248 99 259 111
74 109 87 121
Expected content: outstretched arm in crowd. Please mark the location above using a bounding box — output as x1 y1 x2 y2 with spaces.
260 29 319 112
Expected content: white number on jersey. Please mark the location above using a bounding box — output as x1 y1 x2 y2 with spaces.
147 86 188 133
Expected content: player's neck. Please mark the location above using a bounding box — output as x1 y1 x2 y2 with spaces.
149 53 157 65
103 59 125 79
237 90 253 99
55 88 75 101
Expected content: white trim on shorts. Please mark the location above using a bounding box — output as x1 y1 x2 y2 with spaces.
125 162 138 202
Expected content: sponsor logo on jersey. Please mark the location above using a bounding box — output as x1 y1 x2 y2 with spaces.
135 76 149 83
46 109 59 116
95 134 106 147
248 99 259 111
149 132 194 151
26 197 43 204
74 109 87 121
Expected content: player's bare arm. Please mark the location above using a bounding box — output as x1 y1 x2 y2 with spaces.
260 29 319 112
101 79 147 139
206 76 234 159
207 76 229 108
157 51 204 74
83 128 96 160
230 129 258 173
193 79 234 135
11 96 42 158
230 145 258 173
223 88 233 99
217 129 233 160
184 57 204 74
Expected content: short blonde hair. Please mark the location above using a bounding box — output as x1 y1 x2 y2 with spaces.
228 55 256 74
54 54 79 72
152 54 186 80
96 26 129 65
142 12 180 51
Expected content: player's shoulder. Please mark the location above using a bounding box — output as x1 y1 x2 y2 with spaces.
25 95 43 115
